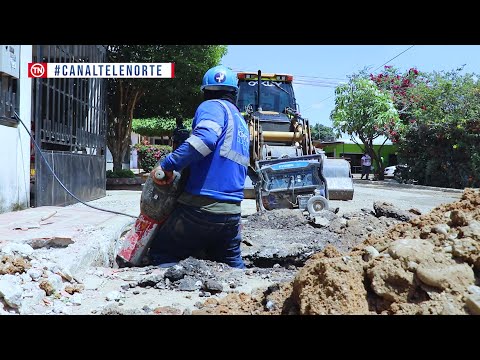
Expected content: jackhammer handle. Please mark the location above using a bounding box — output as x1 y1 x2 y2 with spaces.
154 169 165 180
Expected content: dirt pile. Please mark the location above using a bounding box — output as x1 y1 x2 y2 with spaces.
324 208 404 250
197 188 480 315
291 247 369 314
192 282 296 315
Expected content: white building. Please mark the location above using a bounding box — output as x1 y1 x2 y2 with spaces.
0 45 32 213
0 45 107 213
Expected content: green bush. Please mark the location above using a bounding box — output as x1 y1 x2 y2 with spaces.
133 142 172 173
390 69 480 189
132 118 193 137
106 169 136 178
398 121 480 188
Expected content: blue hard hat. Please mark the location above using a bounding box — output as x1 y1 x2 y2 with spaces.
201 65 238 91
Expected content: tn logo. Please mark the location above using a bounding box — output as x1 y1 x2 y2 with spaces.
214 72 226 83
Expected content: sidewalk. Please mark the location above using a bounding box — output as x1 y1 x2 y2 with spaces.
0 191 141 278
351 173 466 194
0 190 258 278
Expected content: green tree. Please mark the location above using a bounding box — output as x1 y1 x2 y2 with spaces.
132 118 193 137
396 68 480 188
135 46 228 119
369 66 425 132
107 45 227 171
310 123 335 141
330 76 400 180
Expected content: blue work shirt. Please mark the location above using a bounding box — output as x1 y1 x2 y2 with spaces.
161 99 250 202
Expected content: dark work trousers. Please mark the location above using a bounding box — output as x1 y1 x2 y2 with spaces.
361 165 371 179
149 203 245 269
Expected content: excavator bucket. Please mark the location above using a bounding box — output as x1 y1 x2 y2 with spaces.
323 158 354 200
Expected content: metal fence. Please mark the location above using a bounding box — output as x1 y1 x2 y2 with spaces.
0 74 18 127
32 45 108 207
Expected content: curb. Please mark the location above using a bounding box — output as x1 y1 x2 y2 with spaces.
53 214 136 279
106 177 146 185
352 179 469 194
106 177 146 191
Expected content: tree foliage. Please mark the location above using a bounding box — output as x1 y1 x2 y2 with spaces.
330 75 400 179
331 65 480 188
369 66 425 141
310 123 335 141
134 46 228 119
132 118 193 137
395 68 480 188
107 45 227 171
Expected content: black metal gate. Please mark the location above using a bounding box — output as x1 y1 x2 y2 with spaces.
32 45 107 207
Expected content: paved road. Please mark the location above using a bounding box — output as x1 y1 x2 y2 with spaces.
74 183 463 219
331 182 461 216
241 182 463 217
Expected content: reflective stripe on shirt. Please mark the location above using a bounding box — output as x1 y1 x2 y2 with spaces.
213 100 250 167
186 135 212 156
196 120 222 137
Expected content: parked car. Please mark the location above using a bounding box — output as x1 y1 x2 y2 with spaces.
384 165 397 178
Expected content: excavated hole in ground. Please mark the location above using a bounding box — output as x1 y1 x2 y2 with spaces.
111 203 409 276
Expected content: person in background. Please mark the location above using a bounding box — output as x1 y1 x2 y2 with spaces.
148 65 249 269
360 152 372 180
171 118 190 151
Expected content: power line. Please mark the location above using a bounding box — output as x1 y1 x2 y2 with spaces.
295 74 347 81
231 68 346 83
302 94 335 113
294 79 345 86
302 45 416 113
373 45 415 72
294 82 339 88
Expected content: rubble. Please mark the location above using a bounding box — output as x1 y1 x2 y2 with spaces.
0 276 23 309
178 277 198 291
1 243 34 257
193 188 480 315
0 250 88 314
202 279 223 293
1 185 475 316
242 206 402 268
106 291 122 301
0 255 31 275
373 201 416 222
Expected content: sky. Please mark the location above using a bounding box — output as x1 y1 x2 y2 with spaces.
221 45 480 127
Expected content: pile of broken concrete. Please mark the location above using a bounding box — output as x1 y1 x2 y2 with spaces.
0 243 84 315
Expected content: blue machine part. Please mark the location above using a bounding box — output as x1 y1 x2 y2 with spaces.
260 160 321 192
255 154 329 211
269 161 309 171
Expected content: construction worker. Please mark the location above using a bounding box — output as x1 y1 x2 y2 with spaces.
148 65 250 269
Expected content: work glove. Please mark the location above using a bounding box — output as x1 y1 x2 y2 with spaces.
150 166 174 185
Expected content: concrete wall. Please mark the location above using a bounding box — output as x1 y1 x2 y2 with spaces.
323 143 398 171
0 45 32 213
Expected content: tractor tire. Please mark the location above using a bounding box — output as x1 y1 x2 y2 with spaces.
307 195 329 216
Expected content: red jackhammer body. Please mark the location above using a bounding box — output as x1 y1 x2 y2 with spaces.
115 168 186 267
